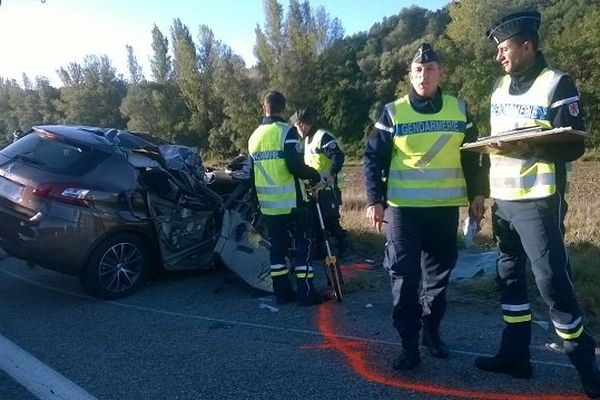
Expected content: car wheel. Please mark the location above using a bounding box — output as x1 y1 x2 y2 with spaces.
81 233 150 299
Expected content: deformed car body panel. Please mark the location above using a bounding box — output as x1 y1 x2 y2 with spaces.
136 147 273 292
144 190 219 271
215 208 273 293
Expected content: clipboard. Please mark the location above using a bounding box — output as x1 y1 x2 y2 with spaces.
461 127 589 154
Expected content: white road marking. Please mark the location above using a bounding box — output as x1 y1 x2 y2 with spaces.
0 267 575 371
0 333 97 400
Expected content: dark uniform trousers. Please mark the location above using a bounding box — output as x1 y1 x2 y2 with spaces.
493 191 587 361
264 210 315 300
383 206 459 347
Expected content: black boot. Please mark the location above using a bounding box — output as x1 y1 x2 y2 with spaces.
422 328 449 359
579 367 600 399
564 332 600 399
296 278 323 307
393 336 421 371
475 322 532 379
272 275 295 305
474 354 533 379
393 350 421 371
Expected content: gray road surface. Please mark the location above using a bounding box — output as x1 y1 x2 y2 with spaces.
0 256 589 400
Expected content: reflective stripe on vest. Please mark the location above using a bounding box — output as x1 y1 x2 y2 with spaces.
385 94 468 207
489 68 563 200
248 122 297 215
304 129 346 189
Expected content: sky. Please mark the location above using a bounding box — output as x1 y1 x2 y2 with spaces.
0 0 449 87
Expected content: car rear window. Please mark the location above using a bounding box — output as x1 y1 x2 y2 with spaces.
0 132 110 176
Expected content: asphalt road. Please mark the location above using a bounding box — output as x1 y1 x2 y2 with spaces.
0 256 590 400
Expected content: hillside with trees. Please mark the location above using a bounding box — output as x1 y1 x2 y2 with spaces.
1 0 599 156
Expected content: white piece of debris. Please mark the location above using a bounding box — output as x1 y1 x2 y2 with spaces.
259 303 279 313
544 342 564 353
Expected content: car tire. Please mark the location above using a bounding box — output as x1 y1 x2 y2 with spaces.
81 233 150 299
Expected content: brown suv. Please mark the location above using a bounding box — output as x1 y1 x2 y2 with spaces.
0 125 270 299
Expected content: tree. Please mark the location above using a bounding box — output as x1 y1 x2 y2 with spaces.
0 78 23 138
0 76 58 138
35 77 61 124
15 87 43 130
121 81 189 142
21 73 32 91
254 0 344 113
317 34 374 146
544 2 600 145
57 55 127 128
150 24 172 84
197 24 226 131
171 18 208 147
209 49 261 158
126 44 145 84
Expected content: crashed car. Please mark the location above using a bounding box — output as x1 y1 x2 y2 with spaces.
0 125 272 299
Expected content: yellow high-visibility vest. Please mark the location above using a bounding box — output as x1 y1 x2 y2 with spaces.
490 68 564 200
385 94 468 207
248 121 297 215
303 129 346 189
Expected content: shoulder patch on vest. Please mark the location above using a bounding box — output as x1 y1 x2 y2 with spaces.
568 102 580 117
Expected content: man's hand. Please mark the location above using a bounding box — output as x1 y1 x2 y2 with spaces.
366 203 384 232
468 195 485 232
488 140 534 158
307 180 324 197
324 173 335 187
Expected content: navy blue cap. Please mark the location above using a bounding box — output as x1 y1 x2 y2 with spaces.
412 43 440 64
487 11 541 44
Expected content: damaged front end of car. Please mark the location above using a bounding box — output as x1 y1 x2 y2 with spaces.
127 140 273 294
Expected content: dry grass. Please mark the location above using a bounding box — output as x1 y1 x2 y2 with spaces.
340 173 385 259
340 161 600 333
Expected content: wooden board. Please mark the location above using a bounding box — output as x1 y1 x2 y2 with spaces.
461 127 589 154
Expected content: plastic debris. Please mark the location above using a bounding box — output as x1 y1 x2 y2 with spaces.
544 342 564 353
259 303 279 313
463 217 477 248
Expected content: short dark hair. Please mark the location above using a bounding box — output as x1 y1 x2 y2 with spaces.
264 91 286 114
511 31 539 50
290 107 316 126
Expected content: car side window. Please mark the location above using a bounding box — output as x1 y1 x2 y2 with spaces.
1 133 109 176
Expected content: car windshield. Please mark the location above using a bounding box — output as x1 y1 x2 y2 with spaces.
0 132 110 176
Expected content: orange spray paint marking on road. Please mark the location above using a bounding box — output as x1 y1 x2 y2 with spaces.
314 301 585 400
338 262 374 280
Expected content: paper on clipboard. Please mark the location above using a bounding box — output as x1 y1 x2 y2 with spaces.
460 126 589 154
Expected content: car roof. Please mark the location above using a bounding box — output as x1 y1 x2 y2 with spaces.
31 124 164 152
32 125 120 148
